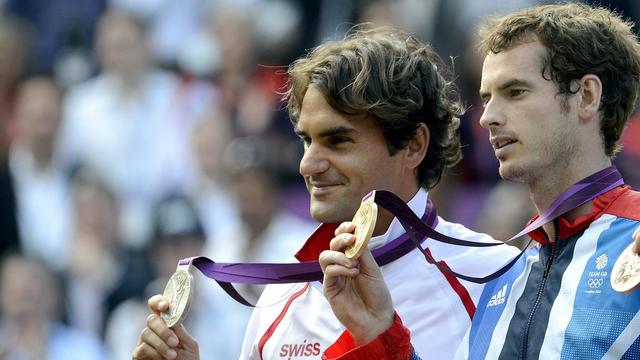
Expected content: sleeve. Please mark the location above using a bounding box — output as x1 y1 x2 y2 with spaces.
322 312 416 360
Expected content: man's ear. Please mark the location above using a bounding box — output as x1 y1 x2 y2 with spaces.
405 123 429 170
577 74 602 122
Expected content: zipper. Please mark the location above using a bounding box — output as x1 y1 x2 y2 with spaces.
520 220 559 359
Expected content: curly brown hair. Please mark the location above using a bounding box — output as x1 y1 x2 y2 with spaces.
285 26 462 189
478 3 640 157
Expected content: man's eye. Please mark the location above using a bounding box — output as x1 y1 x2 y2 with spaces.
328 137 349 146
510 89 526 97
299 137 311 146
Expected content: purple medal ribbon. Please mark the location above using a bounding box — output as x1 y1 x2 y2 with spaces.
181 200 437 306
182 166 623 305
390 166 624 282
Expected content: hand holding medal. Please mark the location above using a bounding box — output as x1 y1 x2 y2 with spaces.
133 260 199 360
320 190 394 345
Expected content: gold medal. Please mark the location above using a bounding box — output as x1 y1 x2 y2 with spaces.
345 192 378 259
160 262 194 327
611 239 640 293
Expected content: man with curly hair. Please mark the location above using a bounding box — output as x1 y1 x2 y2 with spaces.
132 27 517 360
320 4 640 359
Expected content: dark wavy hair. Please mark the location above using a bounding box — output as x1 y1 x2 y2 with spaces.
478 3 640 157
285 26 462 189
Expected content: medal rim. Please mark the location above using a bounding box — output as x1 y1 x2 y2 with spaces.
160 268 194 328
345 197 378 259
611 242 640 293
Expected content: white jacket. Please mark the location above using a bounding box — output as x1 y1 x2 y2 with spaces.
239 189 518 359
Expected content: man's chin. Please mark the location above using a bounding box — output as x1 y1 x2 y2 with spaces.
498 163 515 180
498 162 529 183
309 202 353 224
310 209 340 224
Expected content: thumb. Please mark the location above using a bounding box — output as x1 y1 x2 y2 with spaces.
147 294 170 315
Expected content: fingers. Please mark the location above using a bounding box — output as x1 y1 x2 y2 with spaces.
133 313 180 360
133 330 177 359
335 222 356 237
148 294 170 314
319 221 363 276
319 249 358 273
148 313 180 347
330 226 357 252
320 252 360 281
173 324 199 351
133 341 164 359
323 263 360 280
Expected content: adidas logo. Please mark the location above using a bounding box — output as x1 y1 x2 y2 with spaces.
487 284 508 307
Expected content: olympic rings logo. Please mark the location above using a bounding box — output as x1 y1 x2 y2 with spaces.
587 278 604 288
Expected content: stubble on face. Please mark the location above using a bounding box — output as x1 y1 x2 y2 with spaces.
481 42 581 186
308 193 359 224
498 96 580 185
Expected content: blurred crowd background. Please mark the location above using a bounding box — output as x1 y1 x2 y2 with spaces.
0 0 638 358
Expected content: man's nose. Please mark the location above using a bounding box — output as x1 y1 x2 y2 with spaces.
299 143 329 177
479 98 505 130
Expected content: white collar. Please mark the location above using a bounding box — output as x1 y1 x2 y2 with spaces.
368 188 429 250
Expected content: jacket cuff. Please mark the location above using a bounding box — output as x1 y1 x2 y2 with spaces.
322 312 413 360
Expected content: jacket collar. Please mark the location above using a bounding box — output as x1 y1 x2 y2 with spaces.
527 185 629 245
295 189 428 262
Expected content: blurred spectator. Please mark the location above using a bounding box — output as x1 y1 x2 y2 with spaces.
193 4 294 142
105 193 251 360
475 181 537 250
173 0 305 77
210 6 272 136
616 112 640 188
3 0 104 85
251 0 305 66
354 0 441 42
8 76 72 271
64 168 151 338
186 110 243 254
0 253 108 359
219 138 317 265
0 15 32 155
59 9 216 247
107 0 208 68
187 130 316 275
